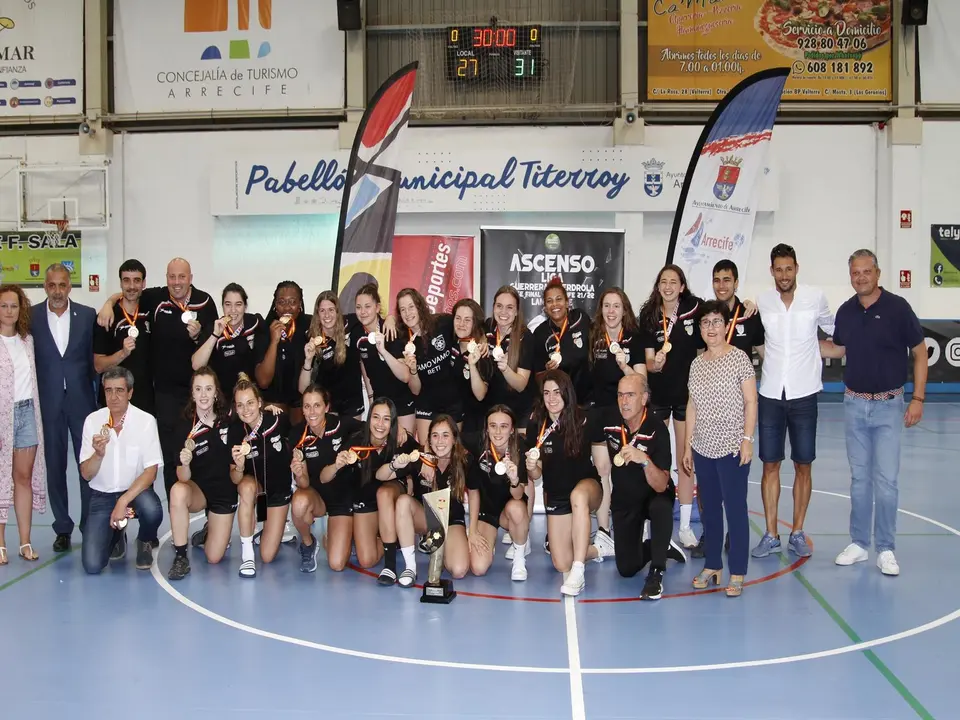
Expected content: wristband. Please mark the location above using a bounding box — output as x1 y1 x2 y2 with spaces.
911 396 924 403
302 364 312 371
742 436 754 443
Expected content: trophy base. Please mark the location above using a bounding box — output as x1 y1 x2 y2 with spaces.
420 579 457 604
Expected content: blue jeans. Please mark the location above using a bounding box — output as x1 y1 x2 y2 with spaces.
82 487 163 575
844 394 903 553
692 450 750 576
758 392 818 465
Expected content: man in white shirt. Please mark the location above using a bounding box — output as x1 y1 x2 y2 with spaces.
752 244 834 560
79 366 164 574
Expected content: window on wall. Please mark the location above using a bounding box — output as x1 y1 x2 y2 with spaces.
364 0 619 123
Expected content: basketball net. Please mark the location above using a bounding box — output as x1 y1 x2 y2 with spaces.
41 219 70 246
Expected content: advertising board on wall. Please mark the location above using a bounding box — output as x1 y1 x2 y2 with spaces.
0 230 83 287
930 224 960 288
647 0 892 101
113 0 345 113
211 148 780 216
0 0 83 117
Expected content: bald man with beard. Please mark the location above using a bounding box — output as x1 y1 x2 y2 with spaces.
98 258 218 501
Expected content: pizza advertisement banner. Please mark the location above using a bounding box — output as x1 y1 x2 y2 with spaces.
647 0 892 101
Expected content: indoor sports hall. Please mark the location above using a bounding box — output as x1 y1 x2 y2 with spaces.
1 2 959 719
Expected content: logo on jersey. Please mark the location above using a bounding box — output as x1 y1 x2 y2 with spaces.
431 334 446 352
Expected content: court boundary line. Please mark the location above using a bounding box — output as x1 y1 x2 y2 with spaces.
564 596 586 720
152 497 960 681
0 547 75 593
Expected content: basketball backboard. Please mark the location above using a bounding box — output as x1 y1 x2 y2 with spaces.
17 162 109 231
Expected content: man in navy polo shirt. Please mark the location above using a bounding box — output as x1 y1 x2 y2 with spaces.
820 249 926 577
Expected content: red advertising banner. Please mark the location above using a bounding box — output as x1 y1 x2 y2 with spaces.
389 235 474 314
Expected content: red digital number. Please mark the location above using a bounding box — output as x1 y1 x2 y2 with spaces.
505 28 516 46
472 28 482 46
482 28 493 46
495 28 506 46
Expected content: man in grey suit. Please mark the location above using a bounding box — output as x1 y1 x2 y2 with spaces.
32 263 98 552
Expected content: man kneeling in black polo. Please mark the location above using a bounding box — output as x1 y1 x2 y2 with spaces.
592 373 686 600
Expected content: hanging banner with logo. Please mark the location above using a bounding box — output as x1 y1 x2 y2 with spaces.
0 0 83 116
331 62 418 307
112 0 345 113
0 230 83 287
647 0 891 102
930 224 960 288
390 235 474 314
668 68 789 300
480 227 625 323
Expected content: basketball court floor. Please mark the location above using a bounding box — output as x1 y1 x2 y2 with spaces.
1 400 955 719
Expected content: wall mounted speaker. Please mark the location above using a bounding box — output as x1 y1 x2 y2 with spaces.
337 0 362 31
902 0 928 26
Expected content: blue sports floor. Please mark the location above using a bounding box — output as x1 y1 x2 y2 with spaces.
1 401 956 719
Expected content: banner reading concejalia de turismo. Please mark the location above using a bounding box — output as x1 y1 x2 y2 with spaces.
480 227 624 324
647 0 891 101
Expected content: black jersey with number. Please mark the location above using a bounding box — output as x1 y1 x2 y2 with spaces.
227 413 293 496
288 414 363 504
255 312 312 407
450 341 493 428
466 436 529 518
175 415 234 500
311 321 364 416
484 320 536 427
532 309 592 404
142 286 219 396
588 329 643 408
529 413 598 503
638 296 702 407
205 312 262 397
591 407 673 510
93 302 154 412
348 317 415 413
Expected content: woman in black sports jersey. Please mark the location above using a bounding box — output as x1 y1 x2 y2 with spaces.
349 284 415 434
228 373 293 578
255 281 311 425
485 285 535 430
532 279 592 403
586 288 647 556
637 265 702 548
466 405 531 581
166 367 236 581
192 283 263 395
450 298 493 434
389 414 470 588
527 370 611 596
288 384 365 573
337 396 419 585
300 290 365 419
395 288 461 442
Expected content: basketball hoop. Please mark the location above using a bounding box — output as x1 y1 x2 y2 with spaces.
41 219 70 246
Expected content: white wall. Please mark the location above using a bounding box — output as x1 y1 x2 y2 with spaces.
4 121 955 323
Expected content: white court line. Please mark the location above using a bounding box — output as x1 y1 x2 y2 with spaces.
154 496 960 677
564 596 586 720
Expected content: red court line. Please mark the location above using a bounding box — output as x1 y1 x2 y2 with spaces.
346 513 810 603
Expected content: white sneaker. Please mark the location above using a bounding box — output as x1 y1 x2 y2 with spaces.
511 554 528 581
505 538 531 560
835 543 869 566
592 529 615 562
642 520 651 542
877 550 900 576
502 531 513 545
678 526 698 549
282 521 297 544
561 563 585 596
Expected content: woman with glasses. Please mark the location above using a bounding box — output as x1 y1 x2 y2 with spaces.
682 301 757 598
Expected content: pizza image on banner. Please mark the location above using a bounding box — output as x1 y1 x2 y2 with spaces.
754 0 890 60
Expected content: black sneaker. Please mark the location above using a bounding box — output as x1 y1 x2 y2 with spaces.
543 534 551 555
135 539 153 570
667 538 687 564
110 531 127 561
641 568 664 601
690 533 705 559
191 522 208 548
53 534 71 552
299 534 319 573
168 554 191 581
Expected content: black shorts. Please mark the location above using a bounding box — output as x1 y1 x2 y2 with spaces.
308 484 355 518
649 402 687 423
544 477 601 516
415 399 464 423
415 494 466 526
477 493 527 528
394 393 416 417
352 478 405 514
333 399 365 419
198 482 239 515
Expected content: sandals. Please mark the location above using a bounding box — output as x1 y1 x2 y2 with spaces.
377 568 397 586
0 546 6 565
238 559 257 578
692 568 722 589
398 568 417 588
19 543 38 562
726 575 745 598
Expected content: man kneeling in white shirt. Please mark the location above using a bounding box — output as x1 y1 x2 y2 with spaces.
79 366 164 574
